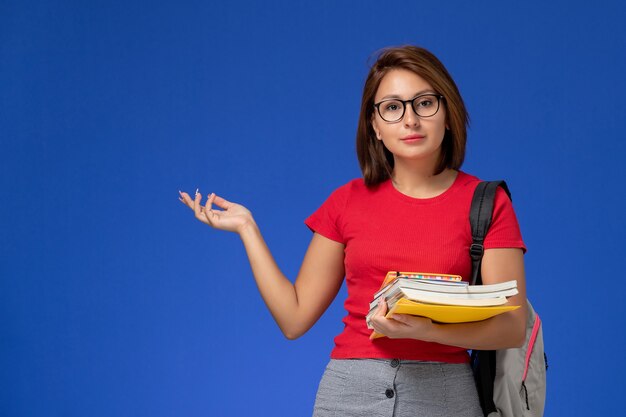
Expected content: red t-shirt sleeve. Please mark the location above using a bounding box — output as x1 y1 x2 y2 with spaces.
483 187 527 253
304 182 351 244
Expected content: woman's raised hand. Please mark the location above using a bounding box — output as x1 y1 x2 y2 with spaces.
178 190 255 234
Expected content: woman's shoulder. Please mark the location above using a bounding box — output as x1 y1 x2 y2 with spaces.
455 170 481 187
454 171 508 195
441 171 478 199
455 171 515 211
330 177 368 194
320 177 384 206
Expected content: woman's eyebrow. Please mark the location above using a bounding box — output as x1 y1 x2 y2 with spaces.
378 89 435 101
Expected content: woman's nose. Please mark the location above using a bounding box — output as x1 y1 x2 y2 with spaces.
403 106 421 127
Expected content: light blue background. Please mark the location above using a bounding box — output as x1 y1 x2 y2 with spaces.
2 1 625 415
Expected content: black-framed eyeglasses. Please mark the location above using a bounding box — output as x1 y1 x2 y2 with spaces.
373 94 444 123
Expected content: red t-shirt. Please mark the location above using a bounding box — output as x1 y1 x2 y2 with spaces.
305 171 526 363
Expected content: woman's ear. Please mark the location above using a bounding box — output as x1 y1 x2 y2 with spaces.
371 117 382 140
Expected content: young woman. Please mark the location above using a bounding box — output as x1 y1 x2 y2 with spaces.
179 46 527 417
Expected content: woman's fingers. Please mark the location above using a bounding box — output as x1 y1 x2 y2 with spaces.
203 193 217 224
370 300 412 337
376 298 388 316
178 190 187 205
178 191 195 210
190 190 209 224
179 190 241 229
211 194 232 210
369 300 387 335
178 190 218 225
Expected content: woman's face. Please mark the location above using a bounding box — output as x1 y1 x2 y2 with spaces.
371 69 447 167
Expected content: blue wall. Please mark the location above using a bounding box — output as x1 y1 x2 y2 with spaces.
2 1 625 415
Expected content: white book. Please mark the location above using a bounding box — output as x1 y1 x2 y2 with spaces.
374 278 516 300
370 279 518 308
391 287 510 306
370 282 519 310
373 278 468 300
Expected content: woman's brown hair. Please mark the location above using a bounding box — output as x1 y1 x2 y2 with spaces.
356 46 469 186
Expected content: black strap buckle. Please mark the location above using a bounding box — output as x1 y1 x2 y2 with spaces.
470 243 484 260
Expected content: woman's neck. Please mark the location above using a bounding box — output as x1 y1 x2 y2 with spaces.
391 160 457 199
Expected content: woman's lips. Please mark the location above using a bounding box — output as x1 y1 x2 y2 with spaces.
401 134 425 143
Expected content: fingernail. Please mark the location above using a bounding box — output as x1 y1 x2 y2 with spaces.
195 188 199 197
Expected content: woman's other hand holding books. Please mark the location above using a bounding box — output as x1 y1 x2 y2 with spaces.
368 298 435 341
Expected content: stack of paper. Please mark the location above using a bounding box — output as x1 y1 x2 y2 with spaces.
366 272 520 335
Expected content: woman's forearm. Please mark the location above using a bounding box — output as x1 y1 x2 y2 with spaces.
426 303 528 350
237 223 346 340
238 221 303 338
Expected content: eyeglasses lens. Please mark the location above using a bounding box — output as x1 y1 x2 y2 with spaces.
411 95 439 118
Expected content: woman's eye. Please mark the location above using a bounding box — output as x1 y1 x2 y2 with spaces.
385 104 400 111
417 99 433 108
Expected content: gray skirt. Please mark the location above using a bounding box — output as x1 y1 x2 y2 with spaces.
313 359 483 417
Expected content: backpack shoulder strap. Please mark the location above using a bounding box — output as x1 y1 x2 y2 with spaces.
469 180 511 286
469 180 512 416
